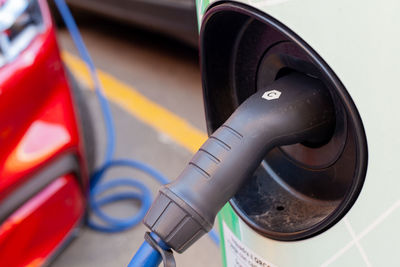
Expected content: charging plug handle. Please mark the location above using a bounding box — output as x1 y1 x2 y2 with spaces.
143 72 335 253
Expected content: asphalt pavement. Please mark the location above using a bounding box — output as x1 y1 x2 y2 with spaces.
51 14 221 267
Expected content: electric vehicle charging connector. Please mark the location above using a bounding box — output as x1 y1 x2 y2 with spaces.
143 72 335 254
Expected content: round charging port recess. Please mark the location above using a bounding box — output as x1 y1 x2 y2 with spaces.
200 3 368 241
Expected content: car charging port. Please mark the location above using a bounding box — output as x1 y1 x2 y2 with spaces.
200 3 367 241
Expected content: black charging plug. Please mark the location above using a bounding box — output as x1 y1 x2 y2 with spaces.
143 72 335 253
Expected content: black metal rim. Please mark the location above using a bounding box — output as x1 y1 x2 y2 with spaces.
200 1 368 241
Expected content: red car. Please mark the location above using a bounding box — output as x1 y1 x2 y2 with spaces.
0 0 93 266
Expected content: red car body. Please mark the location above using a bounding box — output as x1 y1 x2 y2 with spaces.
0 0 88 266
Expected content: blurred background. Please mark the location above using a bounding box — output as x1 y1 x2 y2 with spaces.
0 0 220 266
52 4 221 267
50 0 199 46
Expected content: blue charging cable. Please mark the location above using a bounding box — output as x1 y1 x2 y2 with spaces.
54 0 219 264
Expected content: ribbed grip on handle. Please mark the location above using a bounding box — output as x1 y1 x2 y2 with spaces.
143 125 244 252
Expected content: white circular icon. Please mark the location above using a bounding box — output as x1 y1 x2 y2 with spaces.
262 90 281 100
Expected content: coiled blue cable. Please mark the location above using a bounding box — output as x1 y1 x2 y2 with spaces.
54 0 220 244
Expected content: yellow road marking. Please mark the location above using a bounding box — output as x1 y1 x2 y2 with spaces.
62 51 207 153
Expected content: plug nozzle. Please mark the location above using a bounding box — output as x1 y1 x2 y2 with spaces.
143 72 335 253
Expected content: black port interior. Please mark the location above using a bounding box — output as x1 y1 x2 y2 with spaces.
200 2 367 240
